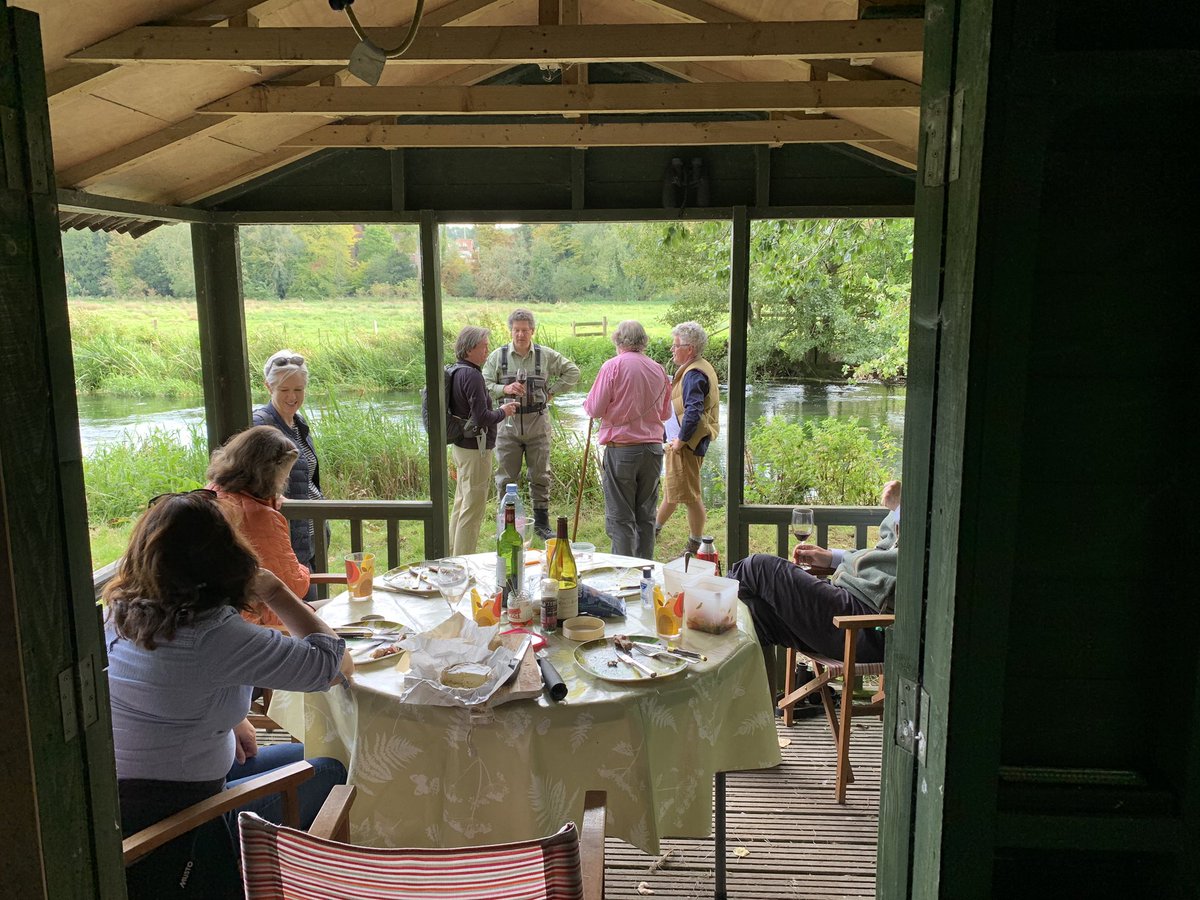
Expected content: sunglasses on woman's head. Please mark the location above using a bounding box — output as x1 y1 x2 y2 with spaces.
147 488 218 508
268 355 305 369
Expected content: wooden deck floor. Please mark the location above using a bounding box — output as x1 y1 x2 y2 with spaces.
603 716 883 900
258 714 882 899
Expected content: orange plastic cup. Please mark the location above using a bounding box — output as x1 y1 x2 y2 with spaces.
472 589 502 626
654 589 683 640
344 552 375 599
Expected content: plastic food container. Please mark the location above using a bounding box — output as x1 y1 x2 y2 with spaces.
662 555 717 597
682 574 740 635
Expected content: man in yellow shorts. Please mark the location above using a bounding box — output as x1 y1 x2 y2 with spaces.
655 321 720 557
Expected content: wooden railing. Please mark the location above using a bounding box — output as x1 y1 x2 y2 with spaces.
733 504 887 562
93 498 438 600
281 498 439 576
93 499 887 599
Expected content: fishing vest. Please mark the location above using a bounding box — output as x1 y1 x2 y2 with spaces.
500 344 548 415
671 356 719 450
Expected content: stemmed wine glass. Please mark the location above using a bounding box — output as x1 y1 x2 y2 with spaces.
791 506 815 569
434 558 470 615
515 367 528 401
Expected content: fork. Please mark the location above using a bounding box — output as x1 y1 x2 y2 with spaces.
631 643 690 664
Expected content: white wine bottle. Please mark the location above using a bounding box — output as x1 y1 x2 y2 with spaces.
548 516 578 621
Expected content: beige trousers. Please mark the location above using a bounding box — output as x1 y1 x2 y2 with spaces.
450 444 494 555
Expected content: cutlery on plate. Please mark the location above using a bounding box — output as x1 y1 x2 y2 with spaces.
662 643 707 661
614 648 657 678
631 643 691 664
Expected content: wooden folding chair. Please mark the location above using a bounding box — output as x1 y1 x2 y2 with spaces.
123 760 316 868
777 614 894 803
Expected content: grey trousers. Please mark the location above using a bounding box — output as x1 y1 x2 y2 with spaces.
600 443 663 558
494 429 551 506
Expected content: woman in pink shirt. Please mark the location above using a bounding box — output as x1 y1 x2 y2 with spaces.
583 320 672 558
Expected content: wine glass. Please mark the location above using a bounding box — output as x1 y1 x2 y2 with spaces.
515 367 528 402
791 506 815 571
791 506 815 542
434 558 470 615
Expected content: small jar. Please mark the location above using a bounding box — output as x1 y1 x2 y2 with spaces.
506 589 532 626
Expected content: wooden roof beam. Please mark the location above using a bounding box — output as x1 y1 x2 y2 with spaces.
200 80 920 115
70 21 924 66
47 0 285 100
280 119 893 149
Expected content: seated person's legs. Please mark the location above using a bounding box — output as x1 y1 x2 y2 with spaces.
227 742 347 833
729 554 885 662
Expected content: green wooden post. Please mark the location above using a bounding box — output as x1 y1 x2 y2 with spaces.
875 0 957 893
419 211 449 558
725 206 751 564
0 4 125 896
191 223 251 450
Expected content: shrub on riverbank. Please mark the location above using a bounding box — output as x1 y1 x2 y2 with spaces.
744 417 898 506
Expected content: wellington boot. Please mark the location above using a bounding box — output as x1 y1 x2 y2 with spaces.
533 508 553 540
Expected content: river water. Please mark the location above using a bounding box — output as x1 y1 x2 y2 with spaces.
76 381 905 474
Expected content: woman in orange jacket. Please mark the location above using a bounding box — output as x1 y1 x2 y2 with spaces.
207 426 311 626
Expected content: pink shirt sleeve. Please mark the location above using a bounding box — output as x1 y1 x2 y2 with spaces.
583 359 612 419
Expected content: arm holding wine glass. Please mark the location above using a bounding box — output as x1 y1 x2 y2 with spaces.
793 480 900 572
728 480 901 692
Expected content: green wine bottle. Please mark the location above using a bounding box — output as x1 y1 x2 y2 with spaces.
497 503 524 607
548 516 578 620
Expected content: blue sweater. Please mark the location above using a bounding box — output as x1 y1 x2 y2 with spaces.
105 607 344 782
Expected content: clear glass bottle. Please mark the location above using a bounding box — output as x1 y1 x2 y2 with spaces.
548 516 578 621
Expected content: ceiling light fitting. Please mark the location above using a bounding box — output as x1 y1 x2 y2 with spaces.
330 0 427 86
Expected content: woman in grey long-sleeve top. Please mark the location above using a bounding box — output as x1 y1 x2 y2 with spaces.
103 490 353 899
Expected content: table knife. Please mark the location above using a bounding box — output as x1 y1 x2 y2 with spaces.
614 648 657 678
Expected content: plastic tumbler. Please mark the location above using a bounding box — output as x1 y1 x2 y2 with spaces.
344 552 375 600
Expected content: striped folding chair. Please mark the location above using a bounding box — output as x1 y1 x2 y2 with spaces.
239 787 607 900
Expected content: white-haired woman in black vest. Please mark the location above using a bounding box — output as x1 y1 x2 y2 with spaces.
253 350 323 599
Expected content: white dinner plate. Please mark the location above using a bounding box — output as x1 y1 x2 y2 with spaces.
573 634 687 683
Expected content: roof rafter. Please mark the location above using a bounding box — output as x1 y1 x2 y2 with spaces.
199 79 921 116
279 119 893 149
47 0 285 101
631 0 919 168
53 0 510 190
69 21 924 67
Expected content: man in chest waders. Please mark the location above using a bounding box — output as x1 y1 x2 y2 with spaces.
483 309 581 540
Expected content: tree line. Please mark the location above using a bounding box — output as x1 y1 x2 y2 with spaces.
62 218 912 382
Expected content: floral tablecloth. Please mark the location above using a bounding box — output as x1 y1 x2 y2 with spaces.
269 553 781 853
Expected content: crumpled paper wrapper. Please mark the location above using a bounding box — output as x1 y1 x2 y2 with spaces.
393 612 519 707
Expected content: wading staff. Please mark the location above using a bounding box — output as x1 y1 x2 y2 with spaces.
572 417 594 542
